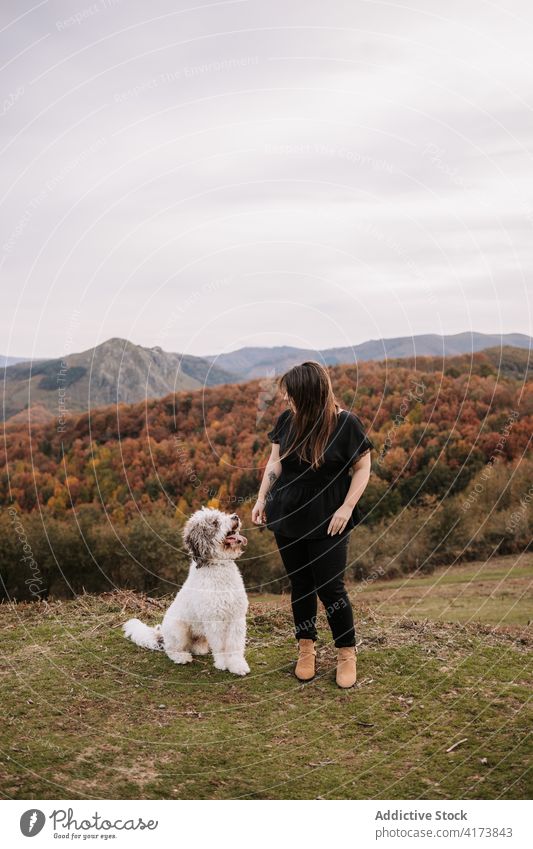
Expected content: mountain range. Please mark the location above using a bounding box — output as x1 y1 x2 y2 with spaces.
1 338 234 423
1 332 531 422
205 332 532 379
0 355 28 368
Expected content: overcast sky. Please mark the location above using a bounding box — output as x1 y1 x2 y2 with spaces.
1 0 532 359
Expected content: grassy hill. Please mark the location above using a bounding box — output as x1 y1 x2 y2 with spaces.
1 554 530 799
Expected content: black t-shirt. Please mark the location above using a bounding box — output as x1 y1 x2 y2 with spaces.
265 408 374 539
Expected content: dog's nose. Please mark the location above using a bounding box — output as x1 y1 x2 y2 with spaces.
230 513 238 521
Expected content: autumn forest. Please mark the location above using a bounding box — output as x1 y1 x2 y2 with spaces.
1 346 531 600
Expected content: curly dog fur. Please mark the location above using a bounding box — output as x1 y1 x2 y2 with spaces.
123 507 250 675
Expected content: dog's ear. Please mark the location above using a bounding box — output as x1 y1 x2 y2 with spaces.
183 520 206 561
183 512 220 563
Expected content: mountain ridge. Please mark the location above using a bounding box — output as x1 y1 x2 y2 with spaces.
2 332 531 422
204 332 532 379
0 355 30 368
1 337 237 422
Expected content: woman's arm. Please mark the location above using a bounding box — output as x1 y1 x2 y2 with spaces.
252 443 282 524
327 451 372 535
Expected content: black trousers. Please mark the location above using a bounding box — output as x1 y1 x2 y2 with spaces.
274 531 355 648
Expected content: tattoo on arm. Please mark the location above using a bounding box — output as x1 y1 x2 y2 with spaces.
260 467 281 503
267 471 278 489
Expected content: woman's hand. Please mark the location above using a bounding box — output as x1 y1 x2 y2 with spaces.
252 498 267 525
327 503 353 535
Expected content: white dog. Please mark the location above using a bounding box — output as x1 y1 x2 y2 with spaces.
123 507 250 675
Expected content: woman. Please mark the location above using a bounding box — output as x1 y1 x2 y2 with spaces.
252 361 374 688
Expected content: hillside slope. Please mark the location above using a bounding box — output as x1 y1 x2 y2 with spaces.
2 346 531 521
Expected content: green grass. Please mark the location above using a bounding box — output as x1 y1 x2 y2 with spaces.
0 554 531 799
354 553 533 626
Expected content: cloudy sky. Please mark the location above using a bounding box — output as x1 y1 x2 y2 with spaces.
1 0 532 359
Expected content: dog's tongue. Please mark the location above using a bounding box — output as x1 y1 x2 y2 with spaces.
227 533 247 546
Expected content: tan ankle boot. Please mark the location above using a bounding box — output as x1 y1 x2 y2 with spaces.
294 639 316 681
336 647 357 688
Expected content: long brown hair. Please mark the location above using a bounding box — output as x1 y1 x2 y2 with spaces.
279 361 340 469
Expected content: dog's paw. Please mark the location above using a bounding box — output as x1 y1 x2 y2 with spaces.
167 651 193 665
214 659 228 671
227 659 250 676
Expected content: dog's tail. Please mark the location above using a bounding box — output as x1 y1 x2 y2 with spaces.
123 618 164 651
